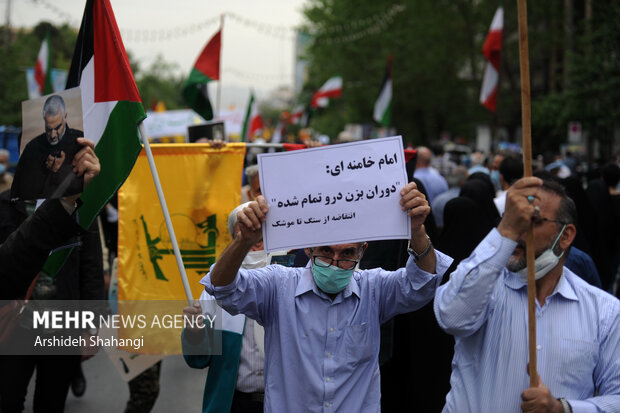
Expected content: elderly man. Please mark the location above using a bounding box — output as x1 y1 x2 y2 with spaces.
413 146 449 204
203 182 451 412
12 94 84 200
183 202 269 413
435 178 620 413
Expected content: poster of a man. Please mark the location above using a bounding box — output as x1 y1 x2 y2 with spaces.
12 88 84 200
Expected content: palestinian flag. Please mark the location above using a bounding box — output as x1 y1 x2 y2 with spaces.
44 0 145 275
182 29 221 120
310 76 342 108
373 55 392 126
480 7 503 112
34 30 53 96
241 92 263 141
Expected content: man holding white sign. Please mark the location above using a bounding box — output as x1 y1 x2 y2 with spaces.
202 139 452 411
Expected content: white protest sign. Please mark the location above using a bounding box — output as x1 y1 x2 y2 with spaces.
258 136 410 252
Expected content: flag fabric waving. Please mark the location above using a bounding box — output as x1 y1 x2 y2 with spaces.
34 30 53 96
290 104 304 125
182 29 221 120
241 92 263 141
480 7 504 112
44 0 146 275
310 76 342 108
373 56 392 126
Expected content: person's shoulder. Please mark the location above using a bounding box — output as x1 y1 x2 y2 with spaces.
564 268 618 308
24 133 46 149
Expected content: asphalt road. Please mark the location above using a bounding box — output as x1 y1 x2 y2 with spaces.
24 354 206 412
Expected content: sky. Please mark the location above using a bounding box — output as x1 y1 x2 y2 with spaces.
6 0 309 109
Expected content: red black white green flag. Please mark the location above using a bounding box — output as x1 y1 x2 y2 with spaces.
182 29 221 120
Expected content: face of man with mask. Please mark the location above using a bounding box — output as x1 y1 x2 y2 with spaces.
305 243 367 296
505 190 573 281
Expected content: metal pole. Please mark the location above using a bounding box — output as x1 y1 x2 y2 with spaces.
138 122 194 305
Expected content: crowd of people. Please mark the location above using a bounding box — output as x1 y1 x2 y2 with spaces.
0 133 619 412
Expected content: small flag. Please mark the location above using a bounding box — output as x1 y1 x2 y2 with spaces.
310 76 342 108
182 29 221 120
373 55 392 126
290 104 305 125
34 30 53 96
43 0 146 276
480 7 503 112
241 92 263 141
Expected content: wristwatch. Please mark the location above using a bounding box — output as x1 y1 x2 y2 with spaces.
558 398 572 413
407 234 433 262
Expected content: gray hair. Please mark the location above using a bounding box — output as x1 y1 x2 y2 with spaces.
245 164 259 182
227 202 253 238
42 95 66 119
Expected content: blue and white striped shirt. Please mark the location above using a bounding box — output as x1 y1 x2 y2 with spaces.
203 252 452 413
435 228 620 413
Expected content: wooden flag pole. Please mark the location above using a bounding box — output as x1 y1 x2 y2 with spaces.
516 0 538 386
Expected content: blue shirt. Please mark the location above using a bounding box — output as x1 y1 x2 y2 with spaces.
413 167 449 204
434 229 620 413
202 252 452 412
431 186 460 228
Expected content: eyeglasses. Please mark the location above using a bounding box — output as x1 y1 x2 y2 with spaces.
312 255 358 270
532 216 568 226
45 123 63 134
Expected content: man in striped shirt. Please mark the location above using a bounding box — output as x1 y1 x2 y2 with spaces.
435 178 620 413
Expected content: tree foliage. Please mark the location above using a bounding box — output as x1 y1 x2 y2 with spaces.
302 0 620 157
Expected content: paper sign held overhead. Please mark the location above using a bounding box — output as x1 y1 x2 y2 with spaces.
258 136 410 252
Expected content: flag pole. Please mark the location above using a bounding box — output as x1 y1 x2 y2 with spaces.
216 14 224 119
138 122 194 305
516 0 537 387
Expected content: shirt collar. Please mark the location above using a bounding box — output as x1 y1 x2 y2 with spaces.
295 262 361 301
504 267 579 301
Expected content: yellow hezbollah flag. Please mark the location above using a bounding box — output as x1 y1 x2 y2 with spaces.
118 143 245 301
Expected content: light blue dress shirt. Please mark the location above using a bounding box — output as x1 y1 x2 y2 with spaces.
413 167 449 204
435 228 620 413
202 251 452 412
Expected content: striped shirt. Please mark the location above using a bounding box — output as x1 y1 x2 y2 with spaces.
435 228 620 413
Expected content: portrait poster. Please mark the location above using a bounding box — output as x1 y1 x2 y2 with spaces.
13 87 84 200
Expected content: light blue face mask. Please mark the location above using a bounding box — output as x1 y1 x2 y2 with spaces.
311 258 355 294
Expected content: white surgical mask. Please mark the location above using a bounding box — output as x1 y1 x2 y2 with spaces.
242 250 270 269
517 225 566 282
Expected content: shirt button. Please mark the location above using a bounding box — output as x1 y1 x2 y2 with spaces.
325 402 330 407
329 327 334 332
326 377 331 382
536 345 542 351
327 353 331 357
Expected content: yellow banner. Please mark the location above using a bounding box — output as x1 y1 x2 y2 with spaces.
118 143 245 301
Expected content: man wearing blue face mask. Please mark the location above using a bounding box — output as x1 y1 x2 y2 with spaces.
435 178 620 413
202 182 452 412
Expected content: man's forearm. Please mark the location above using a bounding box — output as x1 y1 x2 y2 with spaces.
210 236 255 286
410 225 436 273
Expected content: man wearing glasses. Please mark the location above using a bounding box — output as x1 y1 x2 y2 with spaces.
202 182 452 412
12 94 83 200
435 178 620 413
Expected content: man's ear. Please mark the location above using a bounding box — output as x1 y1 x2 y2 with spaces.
304 248 312 259
559 224 576 251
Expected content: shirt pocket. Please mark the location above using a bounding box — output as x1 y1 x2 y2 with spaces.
345 322 373 365
557 338 598 387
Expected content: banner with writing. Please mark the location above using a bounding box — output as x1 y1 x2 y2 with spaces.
258 136 410 252
118 143 245 300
